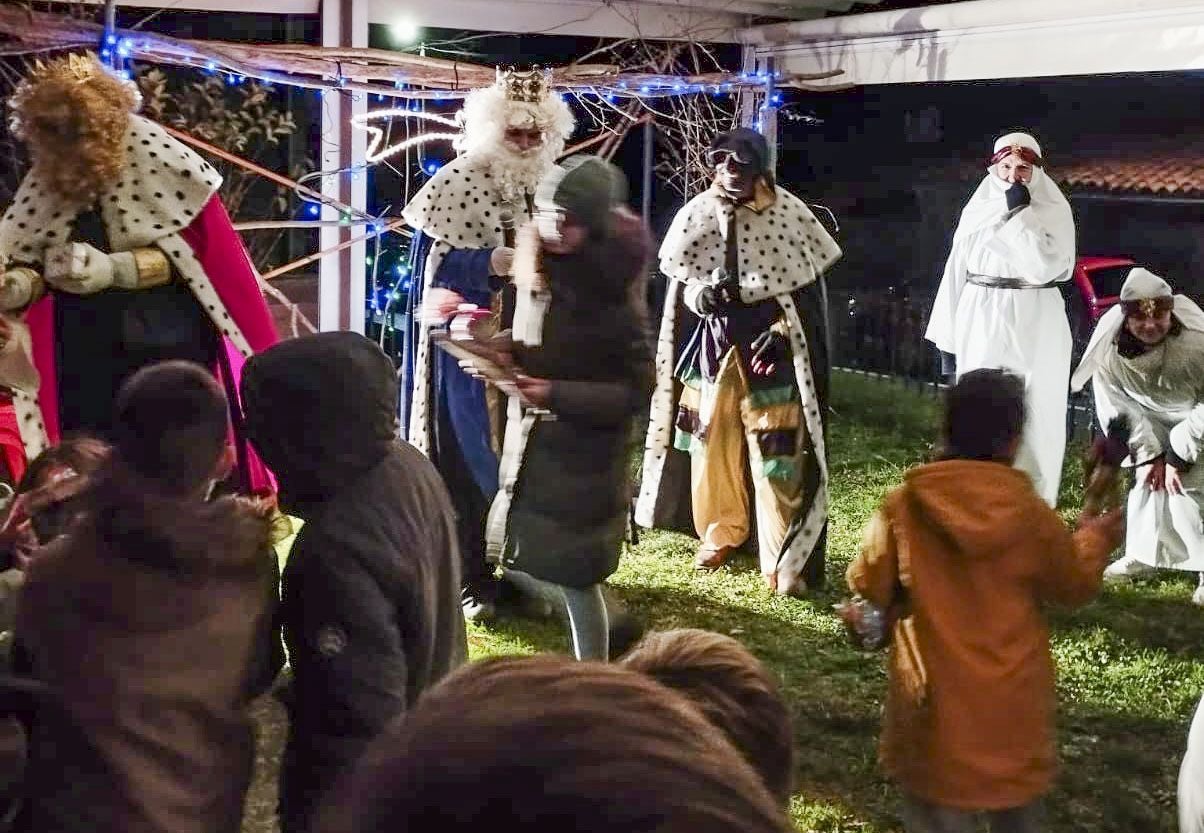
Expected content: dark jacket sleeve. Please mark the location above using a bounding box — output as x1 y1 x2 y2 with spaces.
287 528 409 748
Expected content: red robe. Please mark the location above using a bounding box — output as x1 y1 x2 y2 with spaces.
21 198 279 493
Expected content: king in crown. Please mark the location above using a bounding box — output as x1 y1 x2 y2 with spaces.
399 65 575 621
0 53 279 489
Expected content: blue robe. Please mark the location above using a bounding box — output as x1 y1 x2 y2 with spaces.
401 230 500 497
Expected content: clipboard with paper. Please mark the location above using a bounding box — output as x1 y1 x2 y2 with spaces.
430 329 520 397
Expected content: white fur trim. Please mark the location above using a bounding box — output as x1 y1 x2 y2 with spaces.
403 154 541 455
658 186 842 304
0 115 220 267
634 278 682 528
13 388 48 460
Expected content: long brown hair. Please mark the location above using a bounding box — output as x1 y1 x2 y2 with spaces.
13 55 138 206
314 655 791 833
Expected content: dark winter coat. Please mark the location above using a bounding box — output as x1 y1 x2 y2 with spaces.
240 332 467 833
15 462 281 833
504 213 655 588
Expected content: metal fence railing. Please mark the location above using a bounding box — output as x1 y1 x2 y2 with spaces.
830 289 942 387
828 287 1096 438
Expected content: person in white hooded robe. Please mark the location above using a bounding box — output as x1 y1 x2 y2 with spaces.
925 132 1076 507
1071 268 1204 605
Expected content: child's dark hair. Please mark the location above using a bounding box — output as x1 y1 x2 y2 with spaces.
938 369 1027 463
111 361 229 495
16 436 109 496
314 655 790 833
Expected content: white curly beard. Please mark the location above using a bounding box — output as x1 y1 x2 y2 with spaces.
480 143 559 205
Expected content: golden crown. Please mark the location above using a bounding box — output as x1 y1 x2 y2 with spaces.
497 67 552 103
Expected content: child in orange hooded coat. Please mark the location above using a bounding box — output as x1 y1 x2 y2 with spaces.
848 369 1123 833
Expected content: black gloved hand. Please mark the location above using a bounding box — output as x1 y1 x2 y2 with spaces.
750 329 788 377
1005 181 1031 211
695 274 744 317
695 285 726 316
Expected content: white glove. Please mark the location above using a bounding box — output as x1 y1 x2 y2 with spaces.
43 243 137 294
490 246 515 278
0 269 36 311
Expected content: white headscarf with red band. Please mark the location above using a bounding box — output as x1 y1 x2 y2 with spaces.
1072 268 1204 391
926 131 1075 355
952 132 1071 243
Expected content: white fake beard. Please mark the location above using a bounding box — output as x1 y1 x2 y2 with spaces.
483 144 558 205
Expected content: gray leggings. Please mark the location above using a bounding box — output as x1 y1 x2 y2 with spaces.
503 569 610 661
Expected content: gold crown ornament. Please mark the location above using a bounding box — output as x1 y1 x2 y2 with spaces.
7 52 141 140
497 67 552 103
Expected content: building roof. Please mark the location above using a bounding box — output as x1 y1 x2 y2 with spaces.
1055 152 1204 198
945 140 1204 199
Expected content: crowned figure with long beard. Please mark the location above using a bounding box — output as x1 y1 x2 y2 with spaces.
0 53 278 490
401 67 574 620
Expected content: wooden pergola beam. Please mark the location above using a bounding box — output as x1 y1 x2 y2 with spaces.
0 5 844 98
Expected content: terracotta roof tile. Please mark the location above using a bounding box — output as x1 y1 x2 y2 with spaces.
951 141 1204 197
1056 154 1204 197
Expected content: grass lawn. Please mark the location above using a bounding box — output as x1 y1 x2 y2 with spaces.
242 371 1204 832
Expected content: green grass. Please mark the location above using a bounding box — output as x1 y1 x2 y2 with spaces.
242 371 1204 832
461 371 1204 833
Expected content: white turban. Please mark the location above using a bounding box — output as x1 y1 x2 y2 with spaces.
1072 268 1204 390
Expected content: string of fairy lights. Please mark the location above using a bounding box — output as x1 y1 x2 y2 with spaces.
85 24 794 343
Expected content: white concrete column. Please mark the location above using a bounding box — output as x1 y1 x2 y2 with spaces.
319 0 368 333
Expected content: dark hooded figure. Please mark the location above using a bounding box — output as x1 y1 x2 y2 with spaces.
239 332 467 833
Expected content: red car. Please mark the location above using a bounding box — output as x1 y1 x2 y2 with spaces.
1069 256 1136 360
1074 256 1135 324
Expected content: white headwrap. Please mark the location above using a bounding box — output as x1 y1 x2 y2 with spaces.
1071 267 1204 390
952 132 1073 245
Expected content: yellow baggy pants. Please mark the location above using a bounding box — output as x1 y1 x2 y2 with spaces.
687 348 806 577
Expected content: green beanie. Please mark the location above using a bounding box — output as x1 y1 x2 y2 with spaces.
535 154 628 235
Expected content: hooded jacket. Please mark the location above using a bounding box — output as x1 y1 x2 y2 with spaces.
240 332 467 832
847 460 1113 810
502 209 654 588
15 462 280 833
